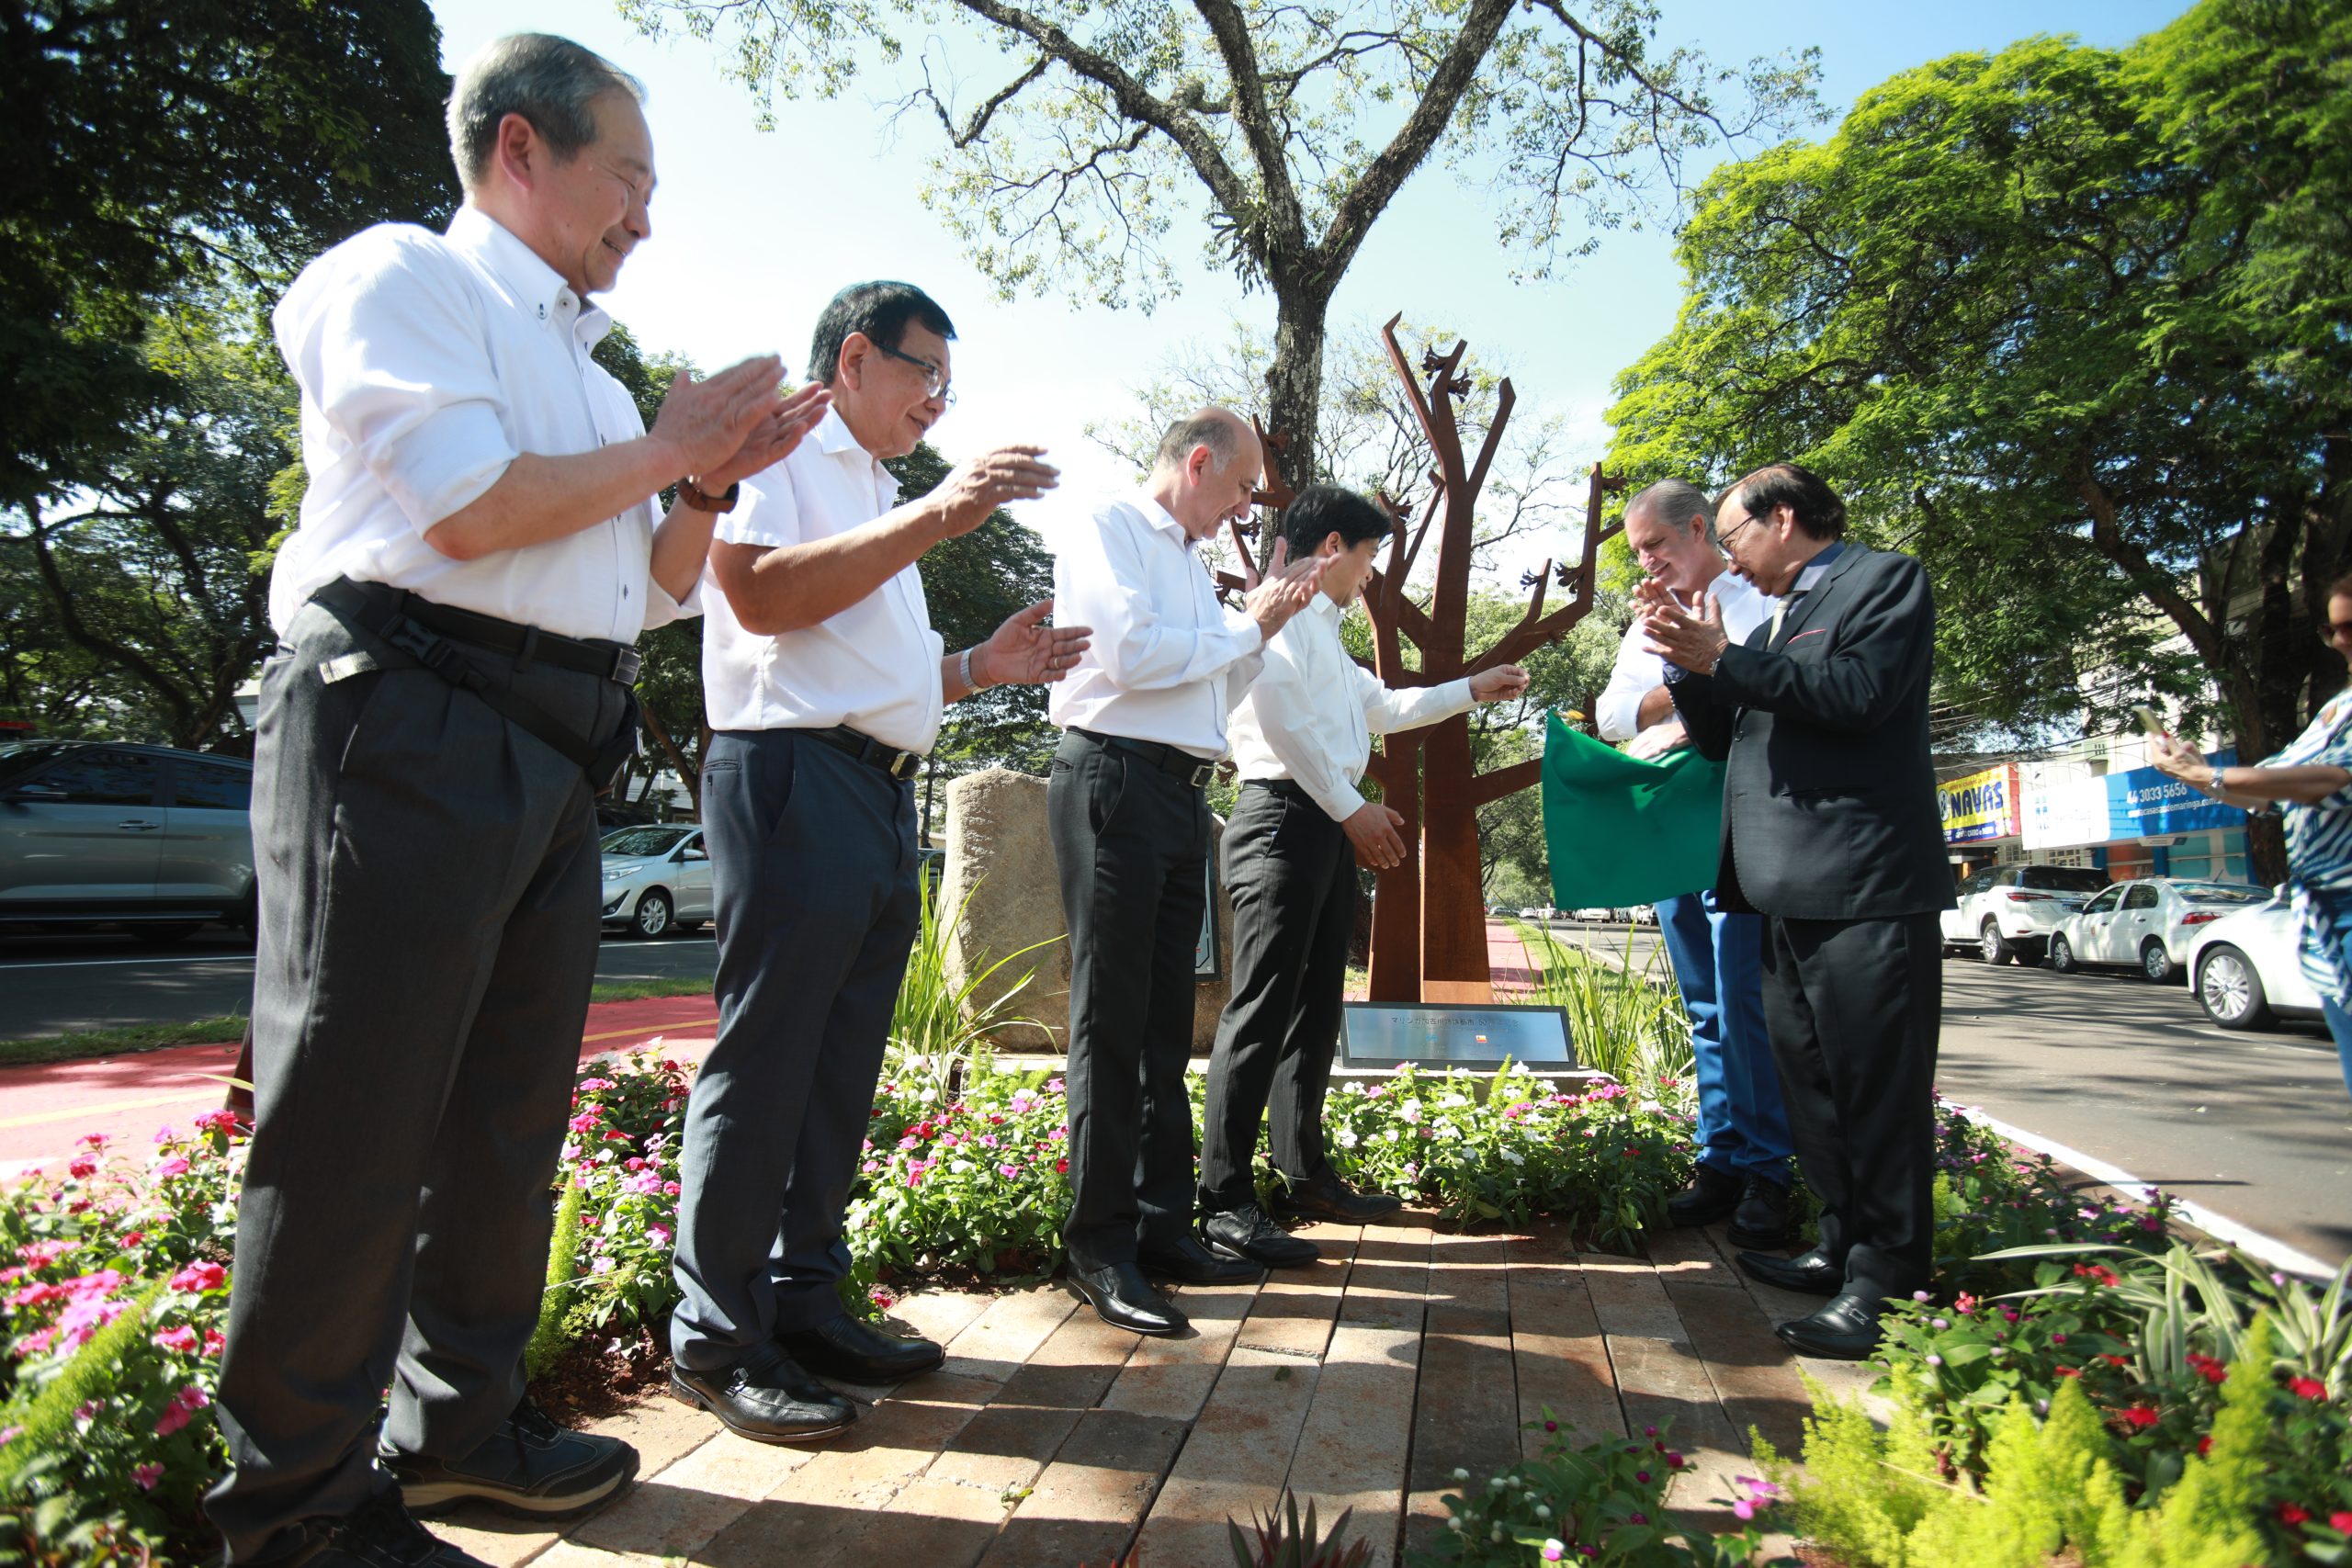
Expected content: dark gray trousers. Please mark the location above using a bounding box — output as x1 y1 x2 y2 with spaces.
1046 730 1209 1269
209 600 628 1564
1199 782 1356 1211
669 729 918 1371
1758 911 1942 1300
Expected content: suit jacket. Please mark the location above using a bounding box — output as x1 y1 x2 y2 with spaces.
1667 544 1954 921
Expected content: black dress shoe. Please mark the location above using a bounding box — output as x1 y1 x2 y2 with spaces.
1735 1245 1845 1297
384 1399 638 1519
1665 1164 1742 1228
671 1344 858 1443
1775 1292 1886 1359
1200 1204 1317 1269
777 1313 944 1382
1069 1261 1186 1336
292 1491 498 1566
1273 1177 1405 1224
1140 1229 1271 1282
1727 1176 1798 1248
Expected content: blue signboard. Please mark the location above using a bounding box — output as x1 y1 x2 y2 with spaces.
2105 749 2245 837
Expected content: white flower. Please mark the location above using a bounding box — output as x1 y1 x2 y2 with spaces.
950 1159 975 1174
1439 1094 1470 1109
1452 1468 1470 1482
1344 1083 1364 1096
1381 1129 1399 1143
1499 1148 1525 1167
919 1088 939 1103
1399 1099 1423 1124
1336 1130 1360 1149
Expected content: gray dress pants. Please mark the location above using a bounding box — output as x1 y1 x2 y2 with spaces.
209 600 628 1564
1198 781 1356 1211
669 730 918 1371
1047 729 1210 1269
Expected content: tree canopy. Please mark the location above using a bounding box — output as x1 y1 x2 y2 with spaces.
1605 0 2352 828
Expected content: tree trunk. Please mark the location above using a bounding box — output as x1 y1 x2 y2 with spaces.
1260 280 1331 553
1417 711 1491 1000
640 702 698 818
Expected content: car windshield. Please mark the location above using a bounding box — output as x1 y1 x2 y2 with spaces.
2018 867 2108 894
0 742 74 790
2176 883 2266 906
602 827 690 858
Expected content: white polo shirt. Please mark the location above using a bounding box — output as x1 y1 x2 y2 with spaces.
700 407 944 752
1047 491 1266 759
1596 568 1773 744
1227 594 1475 823
267 207 694 643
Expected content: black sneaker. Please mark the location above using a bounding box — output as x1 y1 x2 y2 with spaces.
1727 1175 1797 1247
1201 1203 1320 1268
382 1400 638 1520
1664 1164 1742 1228
291 1490 495 1566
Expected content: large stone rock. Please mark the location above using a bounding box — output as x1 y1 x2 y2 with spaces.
938 767 1236 1055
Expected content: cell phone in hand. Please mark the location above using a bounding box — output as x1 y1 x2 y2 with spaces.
2131 704 2167 738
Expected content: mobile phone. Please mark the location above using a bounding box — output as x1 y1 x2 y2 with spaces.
2130 704 2167 737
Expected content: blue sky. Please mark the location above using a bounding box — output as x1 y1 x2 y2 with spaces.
429 0 2191 521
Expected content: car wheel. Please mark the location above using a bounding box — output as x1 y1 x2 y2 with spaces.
130 922 203 947
1979 920 2018 964
631 890 673 939
2196 944 2274 1030
2140 938 2177 984
2048 933 2079 974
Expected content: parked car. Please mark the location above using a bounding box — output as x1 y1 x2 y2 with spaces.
1941 863 2110 964
2184 887 2324 1030
600 824 712 938
2048 877 2271 983
0 740 254 942
1515 906 1559 921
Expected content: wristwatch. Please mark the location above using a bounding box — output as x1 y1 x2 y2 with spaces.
2209 767 2226 795
677 477 740 513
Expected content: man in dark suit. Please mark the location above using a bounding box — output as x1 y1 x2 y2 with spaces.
1638 462 1951 1358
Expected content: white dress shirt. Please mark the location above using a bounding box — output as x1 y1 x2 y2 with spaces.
1227 594 1475 823
700 407 945 752
1596 569 1773 744
1048 492 1266 758
268 207 693 642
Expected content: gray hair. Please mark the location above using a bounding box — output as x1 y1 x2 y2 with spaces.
1624 479 1716 545
1154 409 1250 474
447 34 645 192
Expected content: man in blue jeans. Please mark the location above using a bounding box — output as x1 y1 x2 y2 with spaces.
1596 479 1796 1244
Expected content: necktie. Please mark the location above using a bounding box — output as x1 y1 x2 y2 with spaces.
1768 591 1804 646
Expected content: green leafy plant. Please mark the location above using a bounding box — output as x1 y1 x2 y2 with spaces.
1227 1489 1374 1567
1510 922 1693 1093
885 865 1058 1102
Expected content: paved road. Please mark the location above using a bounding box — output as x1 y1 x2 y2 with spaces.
0 928 718 1040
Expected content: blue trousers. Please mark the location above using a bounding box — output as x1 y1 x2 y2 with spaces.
1655 890 1793 1186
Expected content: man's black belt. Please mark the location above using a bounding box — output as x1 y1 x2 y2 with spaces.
311 577 641 792
1069 727 1217 790
804 724 923 782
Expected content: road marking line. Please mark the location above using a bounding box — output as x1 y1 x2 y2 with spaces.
1953 1104 2338 1279
582 1017 715 1045
0 953 255 971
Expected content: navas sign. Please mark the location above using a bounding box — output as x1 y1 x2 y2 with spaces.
1940 763 2021 845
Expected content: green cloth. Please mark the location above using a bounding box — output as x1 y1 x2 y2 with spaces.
1541 712 1725 908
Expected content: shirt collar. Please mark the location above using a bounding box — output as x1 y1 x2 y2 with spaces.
812 406 901 505
1792 541 1847 593
445 206 613 348
1134 491 1197 549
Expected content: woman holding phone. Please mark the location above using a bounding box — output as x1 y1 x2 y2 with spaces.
2151 570 2352 1100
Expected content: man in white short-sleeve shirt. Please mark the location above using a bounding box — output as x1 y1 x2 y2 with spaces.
211 35 826 1567
667 282 1087 1445
1594 479 1794 1251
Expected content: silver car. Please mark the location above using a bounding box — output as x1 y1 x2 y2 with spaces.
2049 876 2270 983
0 740 255 942
599 824 712 938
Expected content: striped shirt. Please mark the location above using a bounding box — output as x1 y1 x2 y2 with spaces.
2263 688 2352 995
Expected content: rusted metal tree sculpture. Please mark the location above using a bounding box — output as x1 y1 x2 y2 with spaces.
1346 315 1622 1003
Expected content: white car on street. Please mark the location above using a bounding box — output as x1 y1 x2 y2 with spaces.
1941 864 2110 964
2185 888 2325 1031
2047 877 2270 984
599 824 712 938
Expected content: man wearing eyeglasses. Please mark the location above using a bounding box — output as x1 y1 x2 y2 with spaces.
668 281 1091 1443
1640 463 1951 1361
1595 479 1795 1251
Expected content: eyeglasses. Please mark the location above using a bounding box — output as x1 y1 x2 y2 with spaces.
876 343 956 408
1718 511 1767 547
2318 618 2352 644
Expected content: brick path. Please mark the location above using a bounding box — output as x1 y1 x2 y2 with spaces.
435 1216 1871 1568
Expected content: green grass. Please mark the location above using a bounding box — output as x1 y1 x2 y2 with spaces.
587 976 715 1005
0 1015 251 1069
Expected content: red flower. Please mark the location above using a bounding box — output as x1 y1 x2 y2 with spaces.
2195 1436 2212 1457
2072 1263 2120 1287
2100 1353 2131 1368
2278 1503 2311 1527
1054 1158 1069 1175
2288 1375 2328 1401
2185 1352 2228 1386
2120 1405 2160 1428
2052 1366 2080 1378
2331 1511 2352 1533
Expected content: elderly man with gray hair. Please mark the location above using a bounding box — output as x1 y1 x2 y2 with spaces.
209 34 824 1565
1046 408 1328 1337
1594 479 1796 1248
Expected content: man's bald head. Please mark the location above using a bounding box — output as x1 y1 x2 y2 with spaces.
1148 405 1264 540
1153 406 1258 478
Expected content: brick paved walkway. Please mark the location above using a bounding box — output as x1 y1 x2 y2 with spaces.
434 1215 1871 1568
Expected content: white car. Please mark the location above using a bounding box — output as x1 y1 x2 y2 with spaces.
599 824 712 938
2186 889 2324 1030
1941 864 2110 964
2047 877 2271 983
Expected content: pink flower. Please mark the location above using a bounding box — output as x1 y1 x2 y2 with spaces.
67 1157 96 1180
193 1109 238 1134
661 1181 681 1197
203 1328 227 1358
2290 1376 2328 1401
169 1261 227 1294
153 1383 211 1438
133 1461 164 1491
155 1156 191 1178
152 1325 199 1355
645 1226 672 1249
